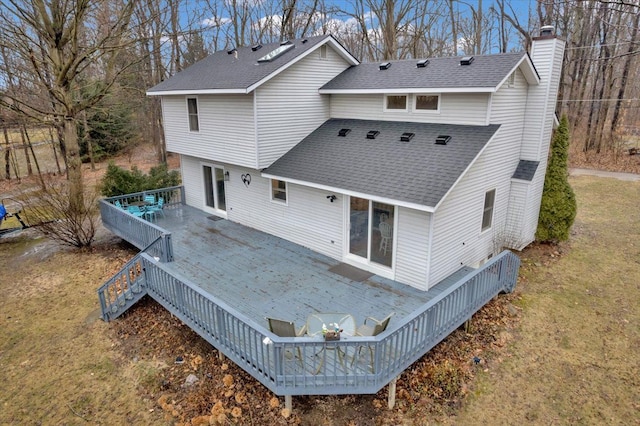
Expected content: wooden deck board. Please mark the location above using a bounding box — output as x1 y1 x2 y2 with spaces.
152 205 432 332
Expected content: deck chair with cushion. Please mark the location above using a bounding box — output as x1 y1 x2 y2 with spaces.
267 317 307 366
352 312 395 372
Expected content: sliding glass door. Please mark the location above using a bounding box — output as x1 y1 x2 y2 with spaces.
348 197 394 268
203 165 226 215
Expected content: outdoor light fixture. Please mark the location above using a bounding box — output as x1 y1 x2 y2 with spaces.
326 195 337 202
224 171 230 181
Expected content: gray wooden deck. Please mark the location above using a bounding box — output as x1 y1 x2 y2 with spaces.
150 205 441 332
98 192 519 397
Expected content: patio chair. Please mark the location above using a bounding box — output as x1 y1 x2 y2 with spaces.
144 195 156 205
267 317 307 366
146 197 165 218
114 200 124 209
352 312 395 372
127 205 145 219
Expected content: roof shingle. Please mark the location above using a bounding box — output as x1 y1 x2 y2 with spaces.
321 52 526 91
148 35 332 93
264 119 501 209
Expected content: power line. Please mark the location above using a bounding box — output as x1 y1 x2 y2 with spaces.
562 98 640 102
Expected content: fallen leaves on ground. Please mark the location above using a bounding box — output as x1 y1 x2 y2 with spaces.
109 246 563 425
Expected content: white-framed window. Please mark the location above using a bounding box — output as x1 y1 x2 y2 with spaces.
384 94 408 112
481 189 496 231
414 94 440 112
187 97 199 132
319 44 327 60
271 179 287 203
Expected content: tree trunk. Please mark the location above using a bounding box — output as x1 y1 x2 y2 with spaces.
63 117 84 215
19 126 33 176
48 127 62 175
3 127 11 180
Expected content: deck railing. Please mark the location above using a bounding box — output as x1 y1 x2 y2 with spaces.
99 186 184 262
97 236 170 320
120 250 519 396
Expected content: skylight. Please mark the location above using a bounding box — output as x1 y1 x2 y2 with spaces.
258 43 295 62
338 128 351 137
416 59 429 68
366 130 380 139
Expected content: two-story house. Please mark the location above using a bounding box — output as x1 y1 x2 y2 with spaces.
147 29 564 292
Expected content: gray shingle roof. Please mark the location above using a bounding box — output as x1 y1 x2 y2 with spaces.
321 52 526 91
264 119 500 209
512 160 539 181
148 35 333 93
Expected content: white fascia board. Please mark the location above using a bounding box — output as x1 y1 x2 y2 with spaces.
432 128 501 212
261 172 435 213
147 88 248 96
245 37 360 94
495 54 540 90
319 87 496 94
520 54 540 84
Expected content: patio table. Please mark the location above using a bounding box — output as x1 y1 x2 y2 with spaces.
306 312 356 337
306 313 356 374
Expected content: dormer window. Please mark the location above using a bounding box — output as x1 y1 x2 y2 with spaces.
384 94 408 112
414 94 439 112
187 97 199 132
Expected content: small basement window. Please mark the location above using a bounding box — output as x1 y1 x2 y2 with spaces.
271 179 287 203
384 94 408 112
415 94 439 111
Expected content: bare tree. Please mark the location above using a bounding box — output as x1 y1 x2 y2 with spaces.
0 0 135 246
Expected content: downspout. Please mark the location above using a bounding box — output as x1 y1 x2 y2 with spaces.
424 212 435 291
253 90 260 169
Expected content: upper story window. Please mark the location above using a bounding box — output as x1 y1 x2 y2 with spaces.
319 44 327 60
384 94 408 112
271 179 287 204
187 97 199 132
414 94 439 112
481 189 496 231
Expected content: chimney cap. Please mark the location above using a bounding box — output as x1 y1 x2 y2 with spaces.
540 25 555 36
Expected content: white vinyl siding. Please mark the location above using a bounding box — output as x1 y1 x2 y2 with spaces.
504 181 532 249
229 169 344 260
394 207 430 290
162 94 256 168
330 93 489 125
427 131 514 287
521 39 565 244
255 45 351 168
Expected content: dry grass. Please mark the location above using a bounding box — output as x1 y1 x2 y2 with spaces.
0 158 638 424
454 176 640 424
0 235 167 425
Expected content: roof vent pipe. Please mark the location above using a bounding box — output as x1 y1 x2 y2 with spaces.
540 25 555 37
